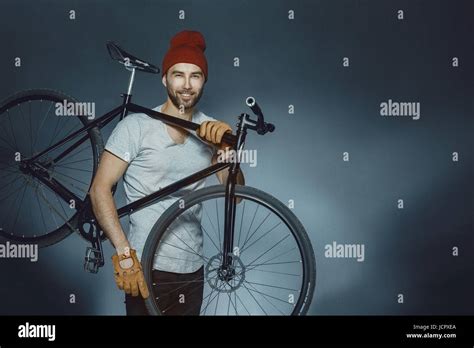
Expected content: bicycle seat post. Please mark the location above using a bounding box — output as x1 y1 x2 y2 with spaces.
120 67 136 120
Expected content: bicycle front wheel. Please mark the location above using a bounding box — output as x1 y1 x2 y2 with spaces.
142 185 316 316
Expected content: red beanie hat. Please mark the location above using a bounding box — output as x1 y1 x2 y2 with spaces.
162 30 208 82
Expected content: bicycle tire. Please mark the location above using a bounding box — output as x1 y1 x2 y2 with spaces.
142 184 316 316
0 89 104 247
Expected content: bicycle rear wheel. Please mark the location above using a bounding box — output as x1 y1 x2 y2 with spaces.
142 184 316 315
0 89 104 247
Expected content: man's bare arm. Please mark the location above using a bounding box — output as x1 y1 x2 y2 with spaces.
89 150 130 255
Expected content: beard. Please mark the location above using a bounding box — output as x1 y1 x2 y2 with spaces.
166 84 204 112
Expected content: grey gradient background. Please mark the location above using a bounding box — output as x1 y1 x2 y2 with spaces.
0 0 473 315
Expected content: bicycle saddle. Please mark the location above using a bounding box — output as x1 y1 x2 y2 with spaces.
106 41 160 74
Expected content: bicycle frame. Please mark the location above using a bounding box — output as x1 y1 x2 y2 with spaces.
21 68 255 273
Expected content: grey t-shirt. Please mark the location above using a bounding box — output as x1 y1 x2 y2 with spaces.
104 104 217 273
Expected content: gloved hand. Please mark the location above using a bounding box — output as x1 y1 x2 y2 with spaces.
197 121 232 149
112 248 149 299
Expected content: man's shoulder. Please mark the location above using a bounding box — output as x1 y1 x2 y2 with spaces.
120 112 156 127
195 109 217 123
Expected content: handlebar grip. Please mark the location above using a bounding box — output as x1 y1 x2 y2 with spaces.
266 123 275 133
222 131 238 146
245 96 262 116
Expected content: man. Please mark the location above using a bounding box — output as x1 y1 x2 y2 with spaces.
89 30 245 315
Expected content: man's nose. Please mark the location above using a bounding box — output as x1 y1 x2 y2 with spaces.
184 76 192 89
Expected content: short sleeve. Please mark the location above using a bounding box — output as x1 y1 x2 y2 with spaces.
105 114 142 163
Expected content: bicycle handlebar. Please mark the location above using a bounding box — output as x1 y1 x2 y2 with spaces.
127 103 237 145
245 97 275 135
128 96 274 148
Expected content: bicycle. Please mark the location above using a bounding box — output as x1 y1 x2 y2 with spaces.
0 41 316 315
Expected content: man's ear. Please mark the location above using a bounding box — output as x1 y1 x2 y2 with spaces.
161 75 167 87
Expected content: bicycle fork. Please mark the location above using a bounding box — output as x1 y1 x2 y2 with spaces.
221 113 250 272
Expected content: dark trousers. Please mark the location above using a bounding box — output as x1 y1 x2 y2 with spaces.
125 266 204 315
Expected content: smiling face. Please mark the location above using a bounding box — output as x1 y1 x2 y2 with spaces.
162 63 205 112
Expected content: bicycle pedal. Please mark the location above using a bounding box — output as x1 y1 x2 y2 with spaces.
84 247 104 274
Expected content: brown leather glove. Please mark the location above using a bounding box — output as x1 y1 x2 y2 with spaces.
197 121 232 148
111 248 149 299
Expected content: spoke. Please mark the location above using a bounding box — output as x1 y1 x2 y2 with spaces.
234 289 251 315
156 276 206 309
153 278 205 286
53 187 70 220
58 157 92 166
156 279 204 313
243 281 294 308
214 284 221 315
55 143 91 164
241 221 282 254
159 276 207 315
160 241 209 263
203 204 221 249
153 254 205 263
201 285 217 315
0 131 16 152
18 103 32 156
6 110 19 150
0 111 17 152
0 162 19 170
244 246 299 273
244 280 299 292
51 171 88 197
53 164 92 173
0 143 14 152
243 281 291 306
215 200 222 249
163 221 208 263
10 183 28 234
249 268 301 277
201 282 226 315
241 204 259 250
0 178 25 229
244 261 302 274
245 234 290 269
175 210 208 254
53 170 90 189
188 286 215 315
226 288 232 315
28 101 33 155
0 170 17 182
47 111 63 148
241 281 268 315
34 184 49 235
34 181 73 229
240 211 272 251
60 119 80 142
189 207 220 253
40 184 59 229
0 177 24 206
32 100 53 152
237 200 246 248
0 171 21 188
245 280 286 315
